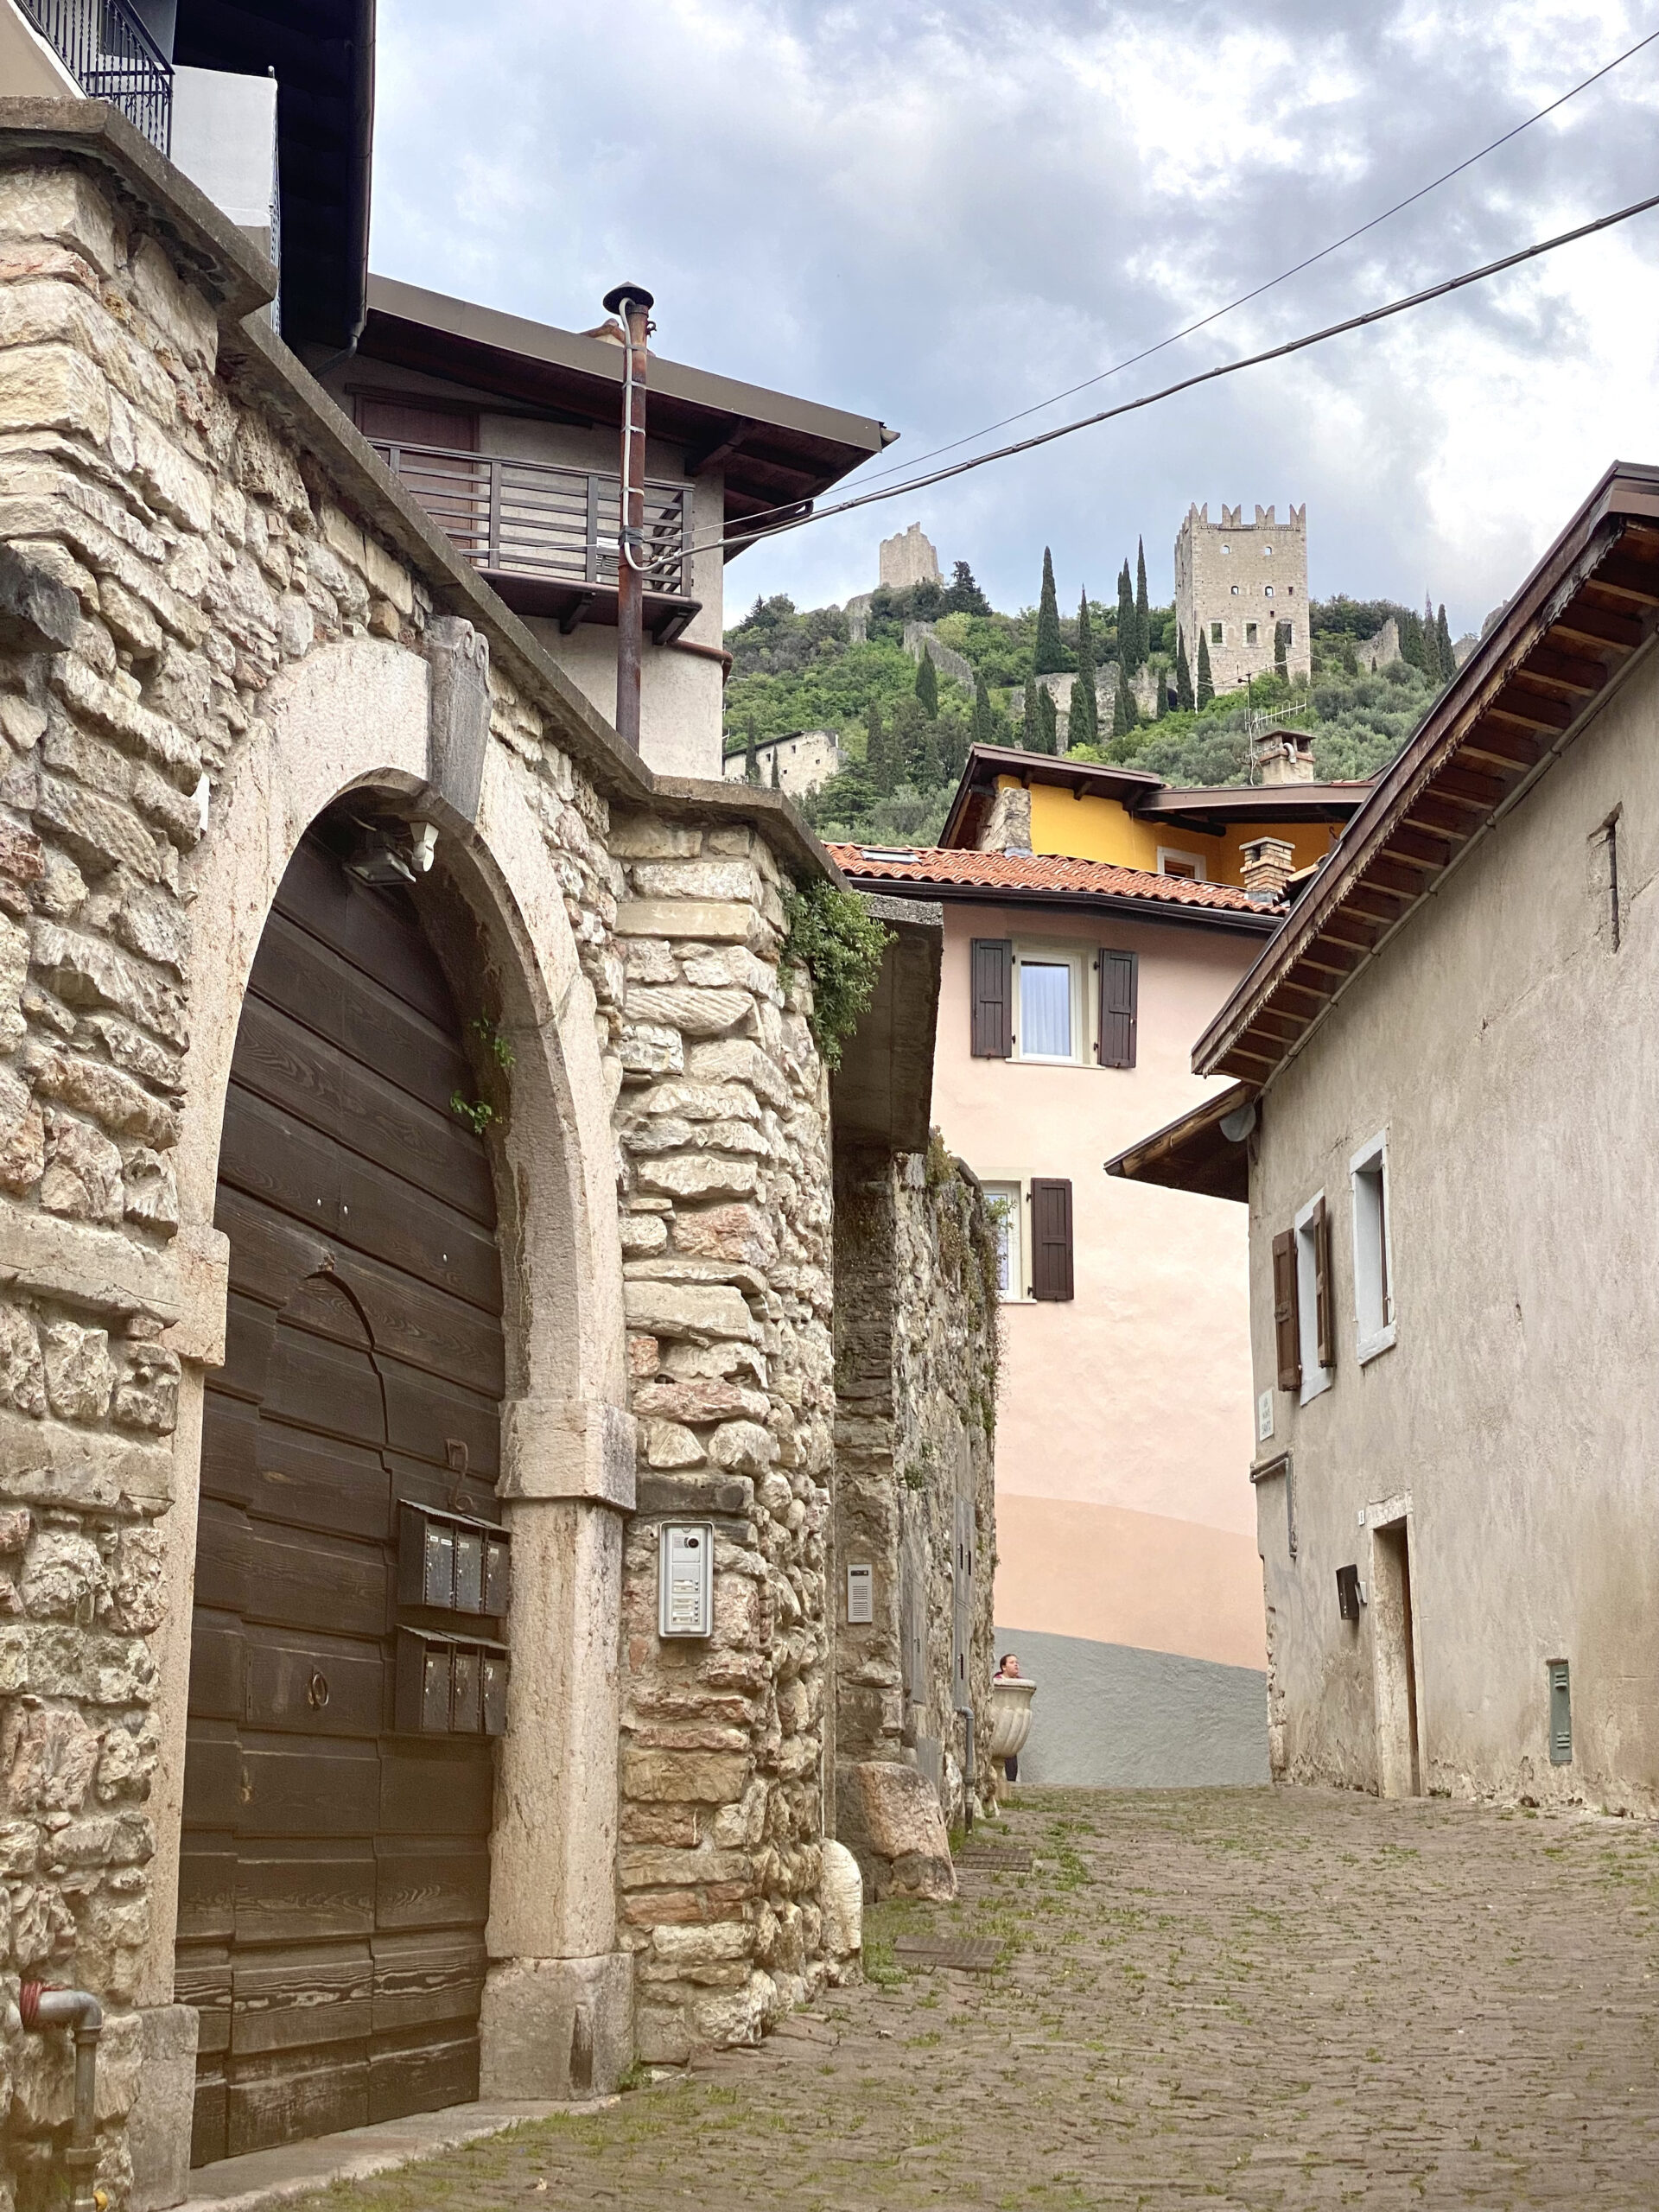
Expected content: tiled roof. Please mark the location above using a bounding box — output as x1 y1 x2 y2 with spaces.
827 843 1280 915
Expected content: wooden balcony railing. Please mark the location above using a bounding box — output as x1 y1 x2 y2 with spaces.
369 442 700 635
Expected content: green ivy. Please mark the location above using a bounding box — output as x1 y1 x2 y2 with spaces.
779 879 890 1071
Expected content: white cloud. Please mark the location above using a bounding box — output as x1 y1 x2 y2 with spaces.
370 0 1659 630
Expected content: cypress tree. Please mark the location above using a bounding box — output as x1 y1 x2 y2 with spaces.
1197 630 1214 706
941 713 969 782
1436 603 1455 680
1111 662 1137 739
915 649 938 717
919 717 944 787
1033 548 1065 673
1274 620 1288 682
1020 679 1040 750
893 696 928 785
1034 686 1058 755
866 701 893 795
1154 663 1167 719
1116 562 1135 671
1068 589 1098 751
770 750 781 790
1135 538 1150 670
1422 594 1440 683
972 671 997 751
1175 632 1194 712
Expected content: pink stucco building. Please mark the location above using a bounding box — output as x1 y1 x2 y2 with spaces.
831 747 1367 1782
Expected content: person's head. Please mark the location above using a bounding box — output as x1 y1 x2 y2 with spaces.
998 1652 1020 1676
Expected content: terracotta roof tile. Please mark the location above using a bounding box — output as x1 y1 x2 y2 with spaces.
827 843 1280 914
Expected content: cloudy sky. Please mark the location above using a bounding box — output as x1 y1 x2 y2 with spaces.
370 1 1659 635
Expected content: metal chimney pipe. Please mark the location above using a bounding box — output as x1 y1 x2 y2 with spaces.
602 282 655 754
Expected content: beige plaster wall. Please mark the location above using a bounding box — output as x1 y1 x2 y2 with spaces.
1247 645 1659 1809
928 903 1262 1670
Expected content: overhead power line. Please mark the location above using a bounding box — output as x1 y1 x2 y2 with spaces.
676 183 1659 568
836 22 1659 498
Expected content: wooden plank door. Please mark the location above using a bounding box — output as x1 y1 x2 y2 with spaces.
176 828 506 2167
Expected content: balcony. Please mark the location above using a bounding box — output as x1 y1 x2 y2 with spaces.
19 0 172 154
369 442 702 641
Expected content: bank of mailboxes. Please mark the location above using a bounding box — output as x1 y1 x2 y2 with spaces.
397 1501 511 1616
396 1501 511 1736
396 1628 509 1736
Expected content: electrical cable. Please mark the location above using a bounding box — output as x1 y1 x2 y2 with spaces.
677 182 1659 563
817 22 1659 499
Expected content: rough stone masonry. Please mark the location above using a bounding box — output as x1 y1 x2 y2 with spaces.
0 103 996 2210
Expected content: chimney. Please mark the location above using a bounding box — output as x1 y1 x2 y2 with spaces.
1241 836 1294 905
1252 728 1315 785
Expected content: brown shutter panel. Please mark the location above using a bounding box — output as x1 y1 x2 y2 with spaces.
970 938 1014 1058
1097 949 1139 1068
1313 1196 1336 1371
1272 1229 1300 1392
1029 1179 1074 1301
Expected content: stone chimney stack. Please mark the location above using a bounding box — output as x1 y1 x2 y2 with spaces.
1241 836 1295 905
1251 728 1316 785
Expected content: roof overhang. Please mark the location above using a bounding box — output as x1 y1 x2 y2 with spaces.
1138 784 1366 830
836 872 1280 936
830 893 942 1153
174 0 374 356
1195 461 1659 1085
354 276 893 549
1105 1082 1257 1203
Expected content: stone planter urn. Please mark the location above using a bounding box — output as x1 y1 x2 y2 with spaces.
988 1677 1037 1770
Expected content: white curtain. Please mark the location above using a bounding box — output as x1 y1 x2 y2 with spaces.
1020 962 1071 1058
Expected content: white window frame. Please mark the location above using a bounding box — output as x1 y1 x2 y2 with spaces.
1349 1130 1396 1363
1011 943 1086 1065
1156 845 1207 881
1294 1192 1333 1405
982 1179 1026 1302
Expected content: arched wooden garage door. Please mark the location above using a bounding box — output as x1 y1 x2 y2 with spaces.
175 826 508 2166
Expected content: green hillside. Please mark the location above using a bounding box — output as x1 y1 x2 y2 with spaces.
723 558 1460 848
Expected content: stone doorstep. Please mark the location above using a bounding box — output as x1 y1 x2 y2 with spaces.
181 2099 616 2212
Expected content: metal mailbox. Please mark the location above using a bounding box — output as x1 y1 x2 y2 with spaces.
397 1501 510 1618
396 1628 510 1736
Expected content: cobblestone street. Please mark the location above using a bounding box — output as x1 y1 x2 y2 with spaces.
283 1787 1659 2211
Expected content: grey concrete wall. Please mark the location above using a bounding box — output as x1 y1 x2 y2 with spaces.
993 1626 1269 1786
1246 633 1659 1811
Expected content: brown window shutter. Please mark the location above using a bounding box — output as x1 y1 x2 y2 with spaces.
1097 949 1139 1068
1029 1179 1074 1300
1313 1196 1336 1371
1272 1229 1300 1392
970 938 1014 1058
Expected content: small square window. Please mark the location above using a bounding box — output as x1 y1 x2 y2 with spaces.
1221 543 1231 555
1262 544 1273 556
1210 622 1224 645
1265 584 1274 597
983 1181 1023 1300
1244 621 1258 645
1158 846 1206 880
1230 584 1240 595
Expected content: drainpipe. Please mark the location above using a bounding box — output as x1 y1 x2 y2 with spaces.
11 1981 104 2212
602 282 655 753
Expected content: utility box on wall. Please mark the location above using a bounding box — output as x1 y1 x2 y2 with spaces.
659 1522 714 1638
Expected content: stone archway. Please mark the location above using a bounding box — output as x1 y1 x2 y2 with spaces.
131 632 635 2198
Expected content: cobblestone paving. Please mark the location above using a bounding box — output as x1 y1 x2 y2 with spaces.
289 1787 1659 2210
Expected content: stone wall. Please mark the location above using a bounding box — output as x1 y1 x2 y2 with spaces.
831 1140 998 1898
609 813 836 2063
0 116 860 2205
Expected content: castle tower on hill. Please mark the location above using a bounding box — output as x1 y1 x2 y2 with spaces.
880 520 941 590
1174 502 1311 697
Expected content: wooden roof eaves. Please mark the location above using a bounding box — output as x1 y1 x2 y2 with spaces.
1192 463 1659 1083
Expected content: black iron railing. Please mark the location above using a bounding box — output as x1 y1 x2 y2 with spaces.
369 442 695 602
18 0 172 155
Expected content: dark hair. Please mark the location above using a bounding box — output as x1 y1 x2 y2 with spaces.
998 1652 1016 1669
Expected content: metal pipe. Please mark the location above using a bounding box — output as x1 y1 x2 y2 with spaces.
16 1981 103 2212
602 282 655 753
